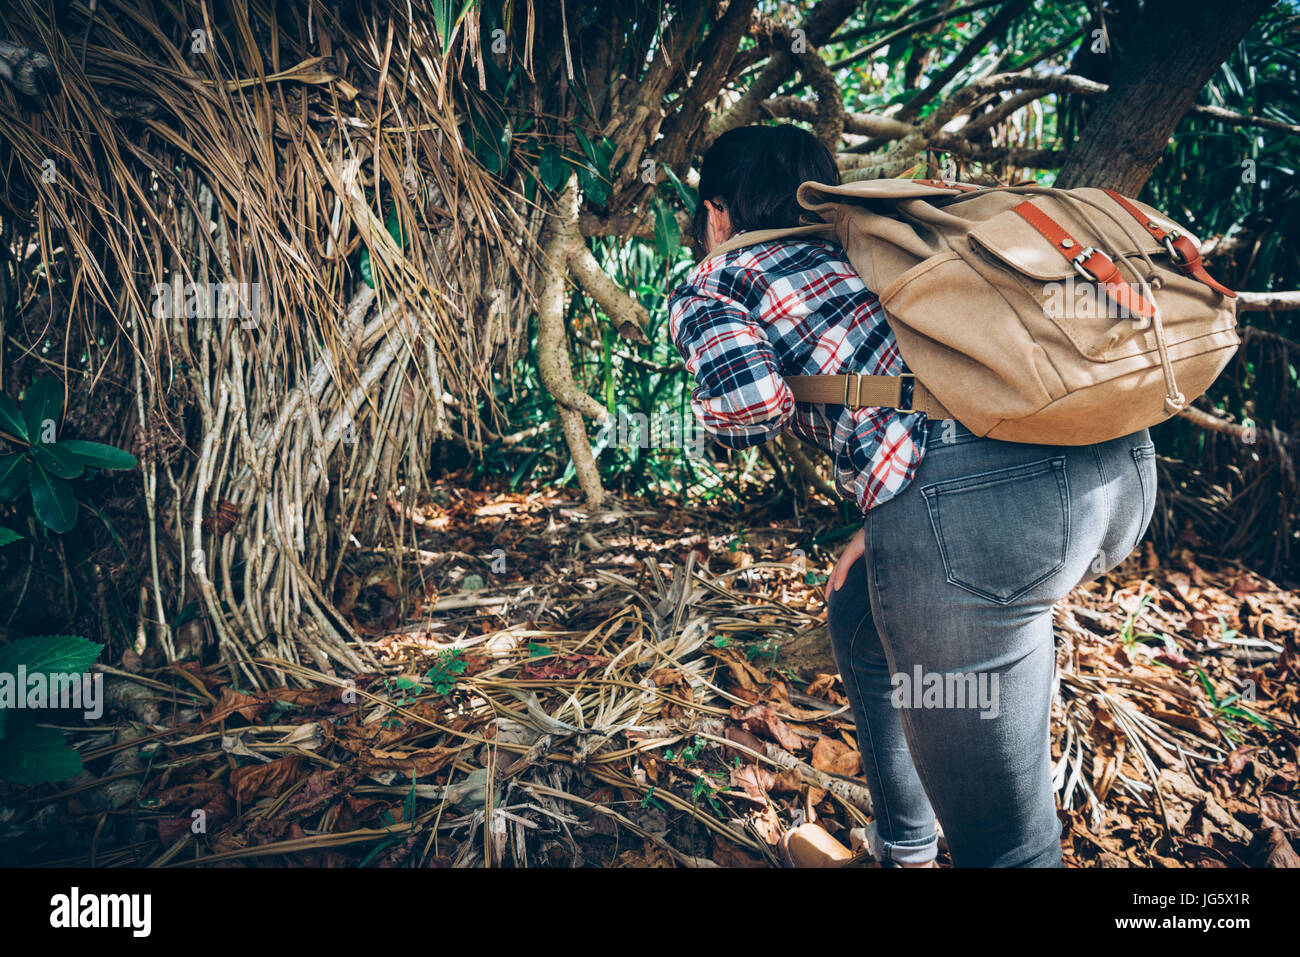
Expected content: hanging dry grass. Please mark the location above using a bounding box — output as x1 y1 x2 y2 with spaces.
0 0 547 680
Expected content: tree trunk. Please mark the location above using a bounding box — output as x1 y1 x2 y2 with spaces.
1053 0 1274 194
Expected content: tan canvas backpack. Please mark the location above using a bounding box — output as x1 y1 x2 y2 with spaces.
704 178 1239 445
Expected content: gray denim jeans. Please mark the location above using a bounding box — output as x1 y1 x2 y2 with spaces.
826 418 1157 867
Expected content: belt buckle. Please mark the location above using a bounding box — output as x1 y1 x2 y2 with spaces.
897 373 917 414
842 373 861 408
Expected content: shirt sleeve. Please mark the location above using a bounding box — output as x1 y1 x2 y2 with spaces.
668 263 794 449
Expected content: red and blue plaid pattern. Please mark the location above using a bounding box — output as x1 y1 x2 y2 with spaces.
668 238 930 513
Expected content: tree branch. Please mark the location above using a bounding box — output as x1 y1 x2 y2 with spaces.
566 241 651 343
893 0 1030 124
1236 291 1300 313
707 0 861 139
536 177 607 420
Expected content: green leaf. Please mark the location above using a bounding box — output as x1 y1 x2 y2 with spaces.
30 442 84 480
57 440 138 471
539 145 569 193
28 465 78 533
576 163 608 206
430 0 475 48
0 393 26 442
0 634 104 677
358 204 410 292
359 247 375 289
1194 666 1219 708
0 716 84 785
465 110 512 175
0 454 28 501
661 166 697 215
0 526 20 548
22 376 64 445
572 130 615 177
653 195 680 259
385 206 408 249
573 128 597 167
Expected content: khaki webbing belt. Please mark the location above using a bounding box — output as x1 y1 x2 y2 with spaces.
784 373 953 419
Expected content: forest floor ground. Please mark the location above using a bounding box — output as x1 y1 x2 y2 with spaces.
3 482 1298 868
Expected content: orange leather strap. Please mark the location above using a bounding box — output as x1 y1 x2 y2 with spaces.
1100 188 1236 299
1011 200 1157 319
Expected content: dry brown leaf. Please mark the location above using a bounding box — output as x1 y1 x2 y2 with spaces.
730 763 776 801
731 703 811 753
357 745 459 777
230 756 304 804
811 735 861 777
204 687 272 726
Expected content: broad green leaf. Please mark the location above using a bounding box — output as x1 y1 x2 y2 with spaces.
0 393 26 442
0 717 83 785
0 526 20 548
573 128 596 166
576 163 608 206
653 195 681 259
539 145 569 193
28 465 77 533
0 454 28 501
0 634 104 676
22 376 64 445
30 442 84 480
57 440 138 471
469 112 511 175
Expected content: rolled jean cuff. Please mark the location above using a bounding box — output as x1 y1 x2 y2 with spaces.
866 821 938 865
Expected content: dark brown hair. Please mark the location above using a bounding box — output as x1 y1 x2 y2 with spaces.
691 124 839 249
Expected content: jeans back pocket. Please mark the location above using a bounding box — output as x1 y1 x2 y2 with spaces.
921 457 1069 604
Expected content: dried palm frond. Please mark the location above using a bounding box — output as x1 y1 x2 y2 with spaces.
0 0 546 679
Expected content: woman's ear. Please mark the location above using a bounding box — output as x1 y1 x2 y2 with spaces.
704 199 734 250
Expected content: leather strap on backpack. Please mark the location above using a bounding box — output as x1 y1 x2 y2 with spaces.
784 372 953 419
1100 188 1237 299
1011 201 1157 319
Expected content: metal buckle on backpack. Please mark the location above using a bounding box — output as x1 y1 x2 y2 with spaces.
1071 246 1112 282
897 373 917 414
842 373 862 408
1162 229 1187 263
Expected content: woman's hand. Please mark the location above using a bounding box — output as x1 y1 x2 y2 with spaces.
824 527 865 601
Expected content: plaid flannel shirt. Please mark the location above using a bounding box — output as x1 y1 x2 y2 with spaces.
668 238 930 514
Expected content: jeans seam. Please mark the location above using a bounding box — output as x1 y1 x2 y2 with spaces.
1091 444 1110 552
843 568 896 842
865 511 940 855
